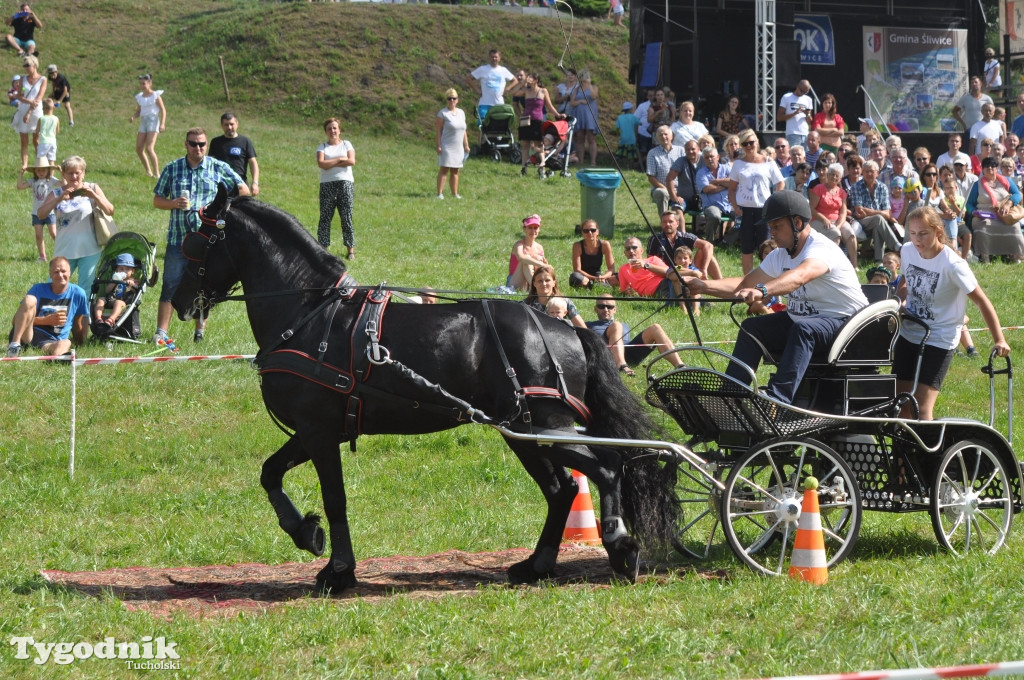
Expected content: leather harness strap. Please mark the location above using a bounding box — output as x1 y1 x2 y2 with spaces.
480 299 530 426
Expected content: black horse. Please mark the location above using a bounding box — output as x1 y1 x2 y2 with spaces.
172 187 679 594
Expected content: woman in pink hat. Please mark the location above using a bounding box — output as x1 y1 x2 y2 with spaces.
508 214 548 291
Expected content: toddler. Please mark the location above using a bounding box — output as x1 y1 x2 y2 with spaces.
8 74 20 107
545 296 569 322
671 246 702 314
881 251 903 293
615 101 640 166
937 172 965 242
93 253 139 329
15 160 60 262
34 98 59 163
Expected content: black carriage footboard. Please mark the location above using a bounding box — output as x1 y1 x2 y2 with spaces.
645 367 847 452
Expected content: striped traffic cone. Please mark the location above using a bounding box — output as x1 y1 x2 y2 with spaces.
788 476 829 585
563 469 602 545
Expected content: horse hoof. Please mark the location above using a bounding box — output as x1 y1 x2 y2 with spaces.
314 563 357 596
606 536 641 583
291 513 326 556
507 557 554 585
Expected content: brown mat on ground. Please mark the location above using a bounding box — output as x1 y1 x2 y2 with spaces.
40 545 724 619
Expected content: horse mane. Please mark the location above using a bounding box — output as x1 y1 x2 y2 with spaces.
226 197 348 290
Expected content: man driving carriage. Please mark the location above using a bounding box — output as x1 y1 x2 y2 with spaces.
686 190 869 404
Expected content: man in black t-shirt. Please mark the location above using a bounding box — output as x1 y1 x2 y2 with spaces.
46 64 72 126
5 3 42 57
209 112 260 195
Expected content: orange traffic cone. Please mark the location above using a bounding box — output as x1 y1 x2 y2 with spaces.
788 476 829 585
563 469 602 545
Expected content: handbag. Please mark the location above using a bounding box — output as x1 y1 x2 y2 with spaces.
998 197 1024 225
91 199 118 246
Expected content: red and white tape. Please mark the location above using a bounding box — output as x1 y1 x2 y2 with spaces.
2 354 254 365
750 659 1024 680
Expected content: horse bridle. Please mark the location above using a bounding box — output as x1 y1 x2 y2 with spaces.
181 207 236 320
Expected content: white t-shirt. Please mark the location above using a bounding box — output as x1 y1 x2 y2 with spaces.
670 120 708 147
760 230 868 318
317 140 355 183
634 100 652 138
729 159 784 208
956 92 993 131
969 119 1003 155
135 90 164 118
31 176 60 212
779 91 812 137
470 64 515 107
899 243 977 350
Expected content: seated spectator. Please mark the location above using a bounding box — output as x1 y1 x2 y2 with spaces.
882 251 903 292
866 265 892 285
585 293 682 376
569 218 616 288
809 162 857 267
784 162 812 197
850 159 900 262
524 265 586 327
6 256 87 357
5 3 42 58
896 178 925 227
781 144 806 178
696 145 734 243
508 214 548 291
966 156 1024 263
618 237 678 299
646 211 721 278
646 125 684 216
92 253 139 333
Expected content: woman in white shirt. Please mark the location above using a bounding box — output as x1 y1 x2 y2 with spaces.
728 129 784 274
895 207 1009 419
129 74 166 178
316 117 356 259
670 101 708 148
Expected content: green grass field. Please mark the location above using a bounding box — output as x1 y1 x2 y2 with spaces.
2 2 1024 678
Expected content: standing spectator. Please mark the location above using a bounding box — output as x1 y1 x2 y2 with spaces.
778 80 813 147
696 145 734 242
812 92 845 153
33 97 56 163
15 160 59 262
6 257 87 358
850 159 900 263
646 125 684 216
983 48 1002 96
555 68 578 117
608 0 624 26
434 88 469 200
152 128 249 344
467 48 518 121
1011 93 1024 139
716 96 748 138
507 68 527 119
569 218 616 288
45 64 72 126
36 156 113 299
953 76 993 134
729 130 785 274
969 103 1002 156
12 54 44 170
669 100 708 148
518 73 562 176
315 118 355 258
614 101 639 166
634 87 655 165
645 89 675 144
129 74 166 178
5 3 40 57
570 69 599 167
209 112 260 195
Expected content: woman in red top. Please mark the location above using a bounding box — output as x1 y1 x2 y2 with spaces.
812 93 845 154
809 162 858 267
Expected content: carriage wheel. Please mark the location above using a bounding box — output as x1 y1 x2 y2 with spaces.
510 146 522 164
666 459 724 560
721 438 861 576
930 439 1013 556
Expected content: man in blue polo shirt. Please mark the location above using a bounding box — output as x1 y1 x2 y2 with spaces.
7 257 88 357
152 126 249 344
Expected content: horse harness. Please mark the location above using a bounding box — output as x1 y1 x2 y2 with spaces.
254 285 591 446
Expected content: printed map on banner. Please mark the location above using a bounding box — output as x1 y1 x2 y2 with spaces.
862 26 968 133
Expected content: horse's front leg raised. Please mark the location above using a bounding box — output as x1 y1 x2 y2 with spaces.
260 436 325 556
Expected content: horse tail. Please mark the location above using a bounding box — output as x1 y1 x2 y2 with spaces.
574 328 680 550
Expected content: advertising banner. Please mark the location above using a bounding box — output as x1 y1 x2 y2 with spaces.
862 26 969 133
795 15 835 66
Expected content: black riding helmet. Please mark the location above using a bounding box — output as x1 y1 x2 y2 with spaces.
761 190 812 256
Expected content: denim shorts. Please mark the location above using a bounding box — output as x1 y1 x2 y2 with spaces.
32 213 55 226
160 245 188 302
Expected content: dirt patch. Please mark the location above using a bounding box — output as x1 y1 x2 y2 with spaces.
40 545 725 620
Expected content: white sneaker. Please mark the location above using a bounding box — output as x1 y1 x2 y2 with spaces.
454 194 462 199
152 330 169 344
5 343 21 358
437 193 444 200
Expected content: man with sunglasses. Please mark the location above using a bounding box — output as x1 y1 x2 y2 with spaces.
152 127 250 345
585 294 682 376
617 236 677 299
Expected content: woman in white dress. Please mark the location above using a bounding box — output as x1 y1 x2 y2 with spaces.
12 55 45 170
435 88 470 199
129 74 166 177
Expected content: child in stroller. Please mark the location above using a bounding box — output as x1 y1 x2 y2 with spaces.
527 118 577 178
92 253 139 334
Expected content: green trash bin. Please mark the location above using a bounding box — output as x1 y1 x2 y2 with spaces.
576 168 622 238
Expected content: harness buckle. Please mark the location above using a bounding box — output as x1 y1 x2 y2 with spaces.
318 341 328 353
366 344 392 365
506 367 517 378
281 329 294 340
198 266 206 277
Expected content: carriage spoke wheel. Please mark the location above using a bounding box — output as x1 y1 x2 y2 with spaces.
721 438 861 576
666 460 724 560
930 439 1013 556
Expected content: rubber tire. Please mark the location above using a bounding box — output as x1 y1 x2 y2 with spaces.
721 438 861 576
930 438 1013 556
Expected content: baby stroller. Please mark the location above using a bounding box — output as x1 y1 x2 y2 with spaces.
88 232 159 344
527 117 576 178
477 104 521 164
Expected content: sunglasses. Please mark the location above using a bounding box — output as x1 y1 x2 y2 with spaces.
741 140 757 147
581 228 598 233
624 245 640 251
596 304 616 310
923 172 937 177
915 157 929 162
983 143 994 147
187 140 206 148
447 97 458 101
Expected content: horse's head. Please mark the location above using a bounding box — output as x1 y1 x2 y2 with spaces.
171 184 241 321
